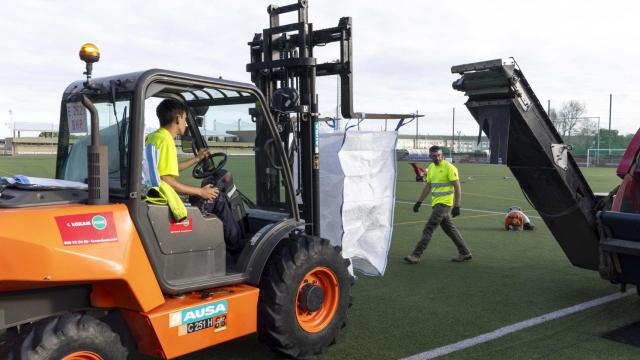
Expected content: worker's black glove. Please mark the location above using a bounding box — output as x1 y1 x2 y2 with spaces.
451 206 461 218
413 201 422 213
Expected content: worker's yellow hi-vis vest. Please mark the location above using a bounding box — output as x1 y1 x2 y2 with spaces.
426 160 459 206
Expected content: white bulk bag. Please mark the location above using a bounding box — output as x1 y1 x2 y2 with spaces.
319 131 397 276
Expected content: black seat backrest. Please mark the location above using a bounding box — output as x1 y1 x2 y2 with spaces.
599 211 640 242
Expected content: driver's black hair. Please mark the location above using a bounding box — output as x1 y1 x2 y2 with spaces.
429 145 442 153
156 98 187 127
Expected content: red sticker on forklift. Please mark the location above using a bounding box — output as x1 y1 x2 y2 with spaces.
55 212 118 246
169 217 193 234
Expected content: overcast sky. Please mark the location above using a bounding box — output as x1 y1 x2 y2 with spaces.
1 0 638 139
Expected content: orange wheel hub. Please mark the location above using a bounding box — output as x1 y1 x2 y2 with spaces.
63 352 103 360
296 266 339 333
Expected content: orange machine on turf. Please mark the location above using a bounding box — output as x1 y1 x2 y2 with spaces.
0 2 381 358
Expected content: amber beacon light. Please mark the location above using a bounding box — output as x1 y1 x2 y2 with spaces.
79 43 100 63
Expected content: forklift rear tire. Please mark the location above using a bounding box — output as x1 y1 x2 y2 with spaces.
258 234 351 359
4 313 128 360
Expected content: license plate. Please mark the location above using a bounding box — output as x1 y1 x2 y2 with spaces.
185 317 214 334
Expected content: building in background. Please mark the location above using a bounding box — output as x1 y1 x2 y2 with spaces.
397 134 489 152
3 124 491 159
5 122 58 155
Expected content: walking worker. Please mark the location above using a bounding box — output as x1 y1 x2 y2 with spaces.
404 145 472 264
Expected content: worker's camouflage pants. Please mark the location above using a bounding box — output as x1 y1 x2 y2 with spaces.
412 203 470 257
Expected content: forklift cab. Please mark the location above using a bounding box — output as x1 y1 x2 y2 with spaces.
55 69 300 295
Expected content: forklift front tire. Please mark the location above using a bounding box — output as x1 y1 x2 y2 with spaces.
258 234 351 359
4 313 128 360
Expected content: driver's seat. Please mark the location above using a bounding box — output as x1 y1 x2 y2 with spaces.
146 204 226 277
141 143 227 283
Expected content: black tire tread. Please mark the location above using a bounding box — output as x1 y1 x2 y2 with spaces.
258 234 352 359
4 313 127 360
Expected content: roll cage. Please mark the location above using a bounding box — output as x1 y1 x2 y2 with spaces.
56 69 299 221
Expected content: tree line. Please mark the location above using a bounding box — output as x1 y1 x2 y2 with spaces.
549 100 635 153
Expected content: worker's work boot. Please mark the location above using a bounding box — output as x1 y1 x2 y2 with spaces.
451 253 472 262
403 254 421 264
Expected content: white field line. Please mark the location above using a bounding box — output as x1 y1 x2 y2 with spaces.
401 289 635 360
395 200 542 219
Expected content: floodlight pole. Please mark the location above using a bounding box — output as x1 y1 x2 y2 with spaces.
9 110 13 138
547 99 550 115
608 94 612 150
596 117 600 165
415 110 419 149
451 107 455 160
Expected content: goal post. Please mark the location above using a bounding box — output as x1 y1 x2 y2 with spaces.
586 148 627 168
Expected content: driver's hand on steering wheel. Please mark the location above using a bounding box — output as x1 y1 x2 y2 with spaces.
195 148 210 162
199 184 219 201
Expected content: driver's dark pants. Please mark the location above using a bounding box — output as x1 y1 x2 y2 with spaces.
196 195 244 258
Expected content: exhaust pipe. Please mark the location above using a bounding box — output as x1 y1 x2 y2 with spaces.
81 94 108 205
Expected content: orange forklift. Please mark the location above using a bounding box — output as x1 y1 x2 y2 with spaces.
0 2 368 359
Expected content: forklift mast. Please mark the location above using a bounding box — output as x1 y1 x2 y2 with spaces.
248 1 422 236
451 59 601 271
247 0 356 236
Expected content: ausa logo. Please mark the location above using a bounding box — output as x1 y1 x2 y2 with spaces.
169 300 228 328
91 215 107 230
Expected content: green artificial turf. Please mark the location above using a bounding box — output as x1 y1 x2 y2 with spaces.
0 155 57 178
1 156 638 360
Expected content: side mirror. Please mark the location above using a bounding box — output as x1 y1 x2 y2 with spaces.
180 135 194 154
192 106 208 117
191 106 208 128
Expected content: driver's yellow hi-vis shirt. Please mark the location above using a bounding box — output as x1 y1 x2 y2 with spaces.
145 128 179 177
143 128 187 221
426 160 458 206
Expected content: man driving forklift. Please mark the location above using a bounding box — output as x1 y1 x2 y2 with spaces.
144 98 243 256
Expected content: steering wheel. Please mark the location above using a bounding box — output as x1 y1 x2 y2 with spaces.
192 152 228 179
